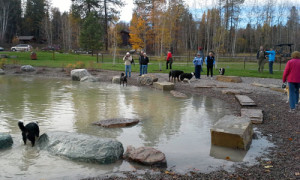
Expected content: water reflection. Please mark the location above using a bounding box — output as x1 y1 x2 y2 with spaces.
0 76 274 179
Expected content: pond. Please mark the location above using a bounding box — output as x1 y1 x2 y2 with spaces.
0 76 274 179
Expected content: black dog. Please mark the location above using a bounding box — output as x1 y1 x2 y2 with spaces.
169 70 184 82
180 72 194 81
18 121 40 147
219 68 225 75
120 73 127 86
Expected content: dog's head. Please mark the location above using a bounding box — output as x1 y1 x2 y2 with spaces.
121 73 125 77
191 72 194 76
219 68 225 75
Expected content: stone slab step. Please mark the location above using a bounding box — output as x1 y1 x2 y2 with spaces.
153 82 174 91
235 95 256 106
241 109 263 124
211 115 253 150
216 75 242 83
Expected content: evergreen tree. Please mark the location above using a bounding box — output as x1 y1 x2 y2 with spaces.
79 11 103 53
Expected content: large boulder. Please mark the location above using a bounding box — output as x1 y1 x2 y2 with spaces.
21 65 35 72
137 74 158 85
38 131 124 164
71 69 91 81
0 133 13 149
0 69 5 75
93 118 139 128
123 146 167 167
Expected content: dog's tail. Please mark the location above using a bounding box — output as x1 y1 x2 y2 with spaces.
18 121 26 132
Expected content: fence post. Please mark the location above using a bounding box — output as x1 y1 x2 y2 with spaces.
244 57 246 70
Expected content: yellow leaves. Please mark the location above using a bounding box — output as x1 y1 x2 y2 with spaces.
264 165 273 169
226 156 231 160
288 137 293 141
295 172 300 176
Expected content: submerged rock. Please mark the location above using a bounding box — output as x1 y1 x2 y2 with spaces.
38 131 124 164
0 69 5 75
123 146 167 167
93 118 139 128
0 133 13 149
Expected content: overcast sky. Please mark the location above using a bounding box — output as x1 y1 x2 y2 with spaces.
51 0 300 22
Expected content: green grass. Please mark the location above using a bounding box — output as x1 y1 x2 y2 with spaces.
0 51 285 79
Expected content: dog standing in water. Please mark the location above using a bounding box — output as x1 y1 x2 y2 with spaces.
120 72 127 86
18 121 40 147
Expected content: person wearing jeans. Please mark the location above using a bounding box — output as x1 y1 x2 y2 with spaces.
266 48 276 74
205 51 215 78
123 52 132 77
282 51 300 112
138 50 144 76
193 53 203 79
141 53 149 75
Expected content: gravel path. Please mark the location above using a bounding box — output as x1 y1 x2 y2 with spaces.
2 65 299 180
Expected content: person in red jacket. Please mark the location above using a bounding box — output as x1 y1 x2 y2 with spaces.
166 50 173 69
282 51 300 112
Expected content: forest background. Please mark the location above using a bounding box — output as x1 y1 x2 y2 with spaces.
0 0 299 56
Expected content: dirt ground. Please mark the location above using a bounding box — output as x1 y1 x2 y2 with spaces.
2 65 300 180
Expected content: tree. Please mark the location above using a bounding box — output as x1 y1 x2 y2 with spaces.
129 12 146 50
79 11 103 53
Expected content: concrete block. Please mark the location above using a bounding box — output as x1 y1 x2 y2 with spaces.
153 82 174 91
216 75 242 83
241 109 263 124
211 115 253 150
235 95 256 106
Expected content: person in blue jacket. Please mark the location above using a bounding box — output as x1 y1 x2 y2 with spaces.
266 48 276 74
193 53 203 79
205 51 215 78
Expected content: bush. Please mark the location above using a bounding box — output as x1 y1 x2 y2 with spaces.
0 58 6 69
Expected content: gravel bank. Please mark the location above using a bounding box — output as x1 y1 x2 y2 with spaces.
2 65 299 180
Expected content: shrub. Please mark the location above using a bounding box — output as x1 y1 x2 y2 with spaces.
74 61 85 69
0 58 6 69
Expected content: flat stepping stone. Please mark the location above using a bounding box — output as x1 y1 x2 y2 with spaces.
170 90 187 98
123 145 167 167
211 115 253 150
216 75 242 83
0 133 13 149
235 95 256 106
241 109 263 124
153 82 174 91
222 89 252 95
93 118 139 128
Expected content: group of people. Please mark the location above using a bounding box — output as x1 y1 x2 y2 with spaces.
122 51 149 77
256 46 276 74
192 47 215 79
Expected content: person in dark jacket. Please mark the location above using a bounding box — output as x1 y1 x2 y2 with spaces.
205 51 215 78
257 46 266 73
141 53 149 75
138 50 144 76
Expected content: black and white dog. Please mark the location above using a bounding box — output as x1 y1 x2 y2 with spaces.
180 72 194 81
219 68 225 75
18 121 40 147
120 72 127 86
169 70 184 82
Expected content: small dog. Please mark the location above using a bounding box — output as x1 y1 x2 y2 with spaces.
169 70 184 82
18 121 40 147
180 72 194 81
120 73 127 86
283 85 300 103
219 68 225 75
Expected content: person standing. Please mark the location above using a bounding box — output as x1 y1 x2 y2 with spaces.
166 50 173 69
141 53 149 75
282 51 300 113
123 52 132 77
266 48 276 74
257 46 266 73
139 50 144 76
205 51 215 79
193 53 203 79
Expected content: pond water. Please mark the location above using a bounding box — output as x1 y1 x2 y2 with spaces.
0 76 274 179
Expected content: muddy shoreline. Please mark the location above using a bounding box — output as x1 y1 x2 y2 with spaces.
2 65 299 179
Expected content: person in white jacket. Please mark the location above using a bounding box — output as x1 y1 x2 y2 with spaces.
123 52 132 77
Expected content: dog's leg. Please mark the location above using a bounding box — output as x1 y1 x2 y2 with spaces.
22 132 27 145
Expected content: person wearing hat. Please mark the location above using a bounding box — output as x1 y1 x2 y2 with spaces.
282 51 300 113
123 52 133 77
193 53 203 79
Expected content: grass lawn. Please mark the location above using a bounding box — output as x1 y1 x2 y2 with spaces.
1 51 285 79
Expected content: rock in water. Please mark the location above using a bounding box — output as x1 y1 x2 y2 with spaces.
71 69 91 81
0 133 13 149
21 65 35 72
93 118 139 128
38 131 124 164
123 146 167 167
